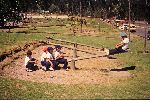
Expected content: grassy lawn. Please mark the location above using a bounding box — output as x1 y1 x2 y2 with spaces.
0 32 48 54
0 18 150 99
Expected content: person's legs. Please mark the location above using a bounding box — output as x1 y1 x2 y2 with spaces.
26 62 35 71
109 48 126 55
109 48 119 55
41 61 51 70
117 48 126 53
51 60 58 70
56 58 68 69
45 62 51 70
41 61 45 66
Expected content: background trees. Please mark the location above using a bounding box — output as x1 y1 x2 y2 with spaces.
0 0 150 26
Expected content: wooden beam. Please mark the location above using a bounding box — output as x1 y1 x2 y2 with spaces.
73 43 77 58
46 37 102 50
70 59 75 70
68 55 104 62
46 41 97 55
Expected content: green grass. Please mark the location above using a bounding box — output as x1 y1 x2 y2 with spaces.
0 32 48 54
0 73 150 99
0 18 150 99
51 33 118 48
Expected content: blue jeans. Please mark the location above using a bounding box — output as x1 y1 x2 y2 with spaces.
26 58 36 70
41 61 51 70
56 58 68 69
109 48 126 55
26 62 35 70
50 60 58 69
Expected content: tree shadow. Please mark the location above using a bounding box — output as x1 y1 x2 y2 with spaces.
0 26 23 29
110 66 136 71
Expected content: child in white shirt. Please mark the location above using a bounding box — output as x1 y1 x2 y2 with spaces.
105 32 129 55
54 45 68 70
41 47 54 71
25 50 37 72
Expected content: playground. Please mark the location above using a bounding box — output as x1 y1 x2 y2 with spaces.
0 15 150 99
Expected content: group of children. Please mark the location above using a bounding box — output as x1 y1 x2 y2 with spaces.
25 32 129 72
25 45 68 72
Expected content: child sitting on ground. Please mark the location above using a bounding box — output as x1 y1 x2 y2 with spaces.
40 47 54 71
104 32 129 55
54 45 68 71
25 50 37 72
47 47 58 70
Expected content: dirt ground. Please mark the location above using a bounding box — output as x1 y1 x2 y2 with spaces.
1 45 132 85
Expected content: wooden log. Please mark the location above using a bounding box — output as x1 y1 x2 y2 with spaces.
73 43 77 58
70 59 76 70
68 55 105 62
46 41 99 55
47 37 102 50
73 47 77 58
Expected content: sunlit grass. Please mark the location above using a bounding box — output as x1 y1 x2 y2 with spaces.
0 18 150 99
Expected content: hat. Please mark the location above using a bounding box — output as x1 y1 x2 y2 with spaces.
120 32 127 37
43 47 47 52
55 45 62 49
47 47 53 51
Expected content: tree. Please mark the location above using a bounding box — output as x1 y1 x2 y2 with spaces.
49 4 60 13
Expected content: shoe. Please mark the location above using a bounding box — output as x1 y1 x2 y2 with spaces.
49 67 54 71
104 48 110 55
41 66 47 71
26 69 33 72
65 68 69 71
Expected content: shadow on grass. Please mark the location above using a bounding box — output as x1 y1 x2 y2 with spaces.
0 26 24 29
110 66 136 71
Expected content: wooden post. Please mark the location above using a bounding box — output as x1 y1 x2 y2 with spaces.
71 43 77 70
73 43 77 58
70 59 75 70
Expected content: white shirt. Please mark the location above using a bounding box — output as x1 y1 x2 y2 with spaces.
47 52 54 60
54 51 60 60
41 52 49 61
54 51 63 60
41 52 54 61
121 38 129 50
25 56 33 66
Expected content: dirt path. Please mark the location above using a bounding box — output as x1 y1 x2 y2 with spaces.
2 45 132 85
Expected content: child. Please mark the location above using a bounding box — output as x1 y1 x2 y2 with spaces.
47 47 58 70
104 32 129 55
25 50 37 72
54 45 68 71
41 47 54 71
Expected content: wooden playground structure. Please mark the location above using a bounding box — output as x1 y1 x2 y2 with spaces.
40 37 107 70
